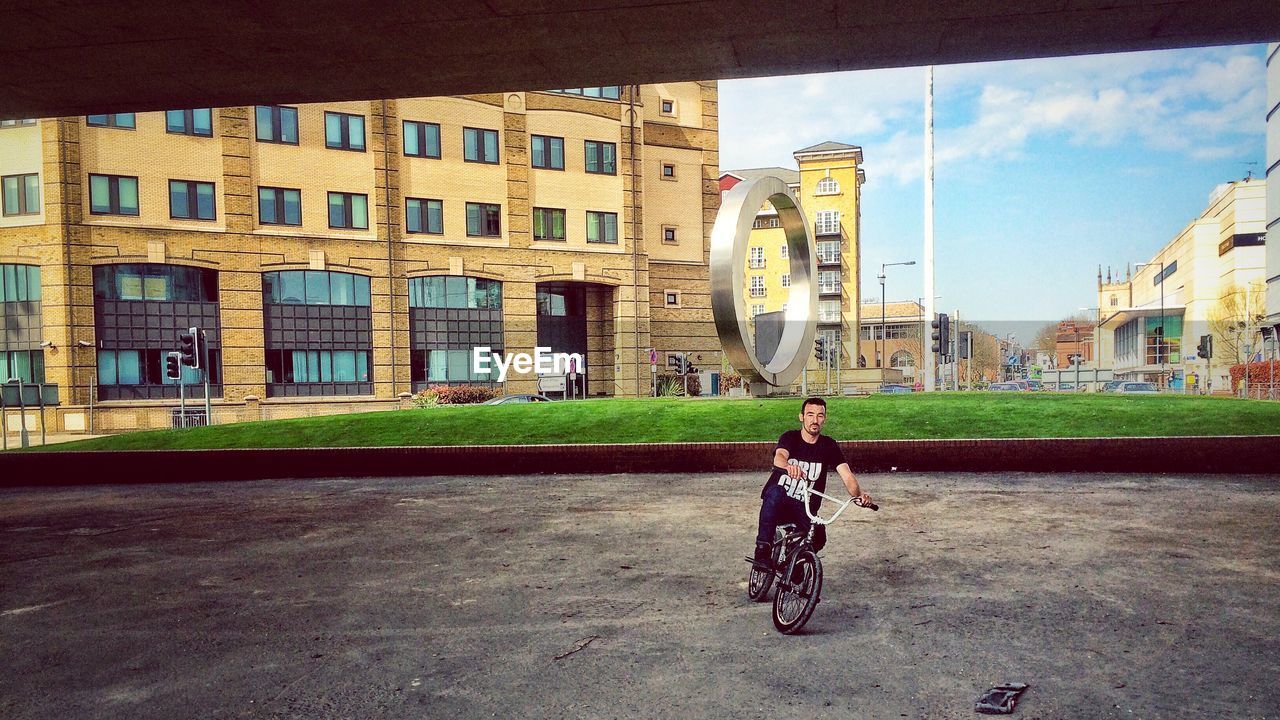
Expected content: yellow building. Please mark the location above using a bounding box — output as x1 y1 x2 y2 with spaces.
0 83 720 434
1096 178 1267 391
720 141 865 375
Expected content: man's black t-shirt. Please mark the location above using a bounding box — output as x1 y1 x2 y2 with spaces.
761 430 847 510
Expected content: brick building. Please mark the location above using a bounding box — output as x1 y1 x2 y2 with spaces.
0 83 719 433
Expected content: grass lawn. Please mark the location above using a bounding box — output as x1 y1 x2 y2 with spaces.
25 393 1280 452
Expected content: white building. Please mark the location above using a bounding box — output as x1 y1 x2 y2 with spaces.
1097 179 1267 391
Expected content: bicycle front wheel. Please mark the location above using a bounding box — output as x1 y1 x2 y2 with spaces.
772 549 822 634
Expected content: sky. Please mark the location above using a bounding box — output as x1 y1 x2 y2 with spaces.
718 44 1269 332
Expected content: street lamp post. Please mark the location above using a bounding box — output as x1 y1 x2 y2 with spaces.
879 261 916 378
1134 261 1166 387
1078 306 1098 391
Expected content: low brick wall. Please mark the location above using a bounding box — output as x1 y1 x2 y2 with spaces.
4 436 1279 486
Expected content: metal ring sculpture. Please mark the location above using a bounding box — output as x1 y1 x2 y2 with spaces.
710 176 817 388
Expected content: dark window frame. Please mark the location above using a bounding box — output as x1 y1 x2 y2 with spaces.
168 179 217 221
0 119 38 128
327 191 369 230
586 210 619 244
405 197 444 235
530 134 565 170
254 105 300 145
403 120 442 159
465 202 502 237
662 226 677 244
532 207 567 241
463 127 500 164
324 110 366 152
258 186 302 226
165 109 214 137
2 173 40 216
584 140 617 175
88 174 140 216
86 113 136 129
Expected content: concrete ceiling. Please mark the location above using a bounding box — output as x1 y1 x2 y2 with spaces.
2 0 1278 119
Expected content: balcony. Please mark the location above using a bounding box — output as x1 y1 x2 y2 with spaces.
818 310 841 323
817 251 841 266
818 283 841 296
814 223 841 237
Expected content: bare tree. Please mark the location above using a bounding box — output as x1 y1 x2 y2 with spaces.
1032 322 1058 355
1208 282 1267 363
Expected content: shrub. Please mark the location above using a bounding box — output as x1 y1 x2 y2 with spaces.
655 373 701 397
1228 361 1279 398
411 384 501 406
720 373 743 392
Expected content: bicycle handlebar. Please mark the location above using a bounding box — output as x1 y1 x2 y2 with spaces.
802 486 878 525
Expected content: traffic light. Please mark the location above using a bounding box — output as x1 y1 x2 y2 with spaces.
1196 334 1213 360
165 352 182 380
1262 326 1276 343
958 331 972 359
931 313 950 357
179 327 200 368
814 336 827 365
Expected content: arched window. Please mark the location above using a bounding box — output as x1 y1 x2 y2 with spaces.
816 176 840 195
890 350 915 368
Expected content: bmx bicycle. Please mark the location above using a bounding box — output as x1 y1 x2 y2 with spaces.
745 486 878 634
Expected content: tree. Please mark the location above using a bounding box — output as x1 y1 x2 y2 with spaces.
957 322 1002 382
1208 282 1267 364
1031 322 1058 355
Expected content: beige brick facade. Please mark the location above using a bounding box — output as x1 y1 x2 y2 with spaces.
0 84 720 433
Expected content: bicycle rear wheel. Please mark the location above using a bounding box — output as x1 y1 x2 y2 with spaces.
747 542 780 601
772 549 822 634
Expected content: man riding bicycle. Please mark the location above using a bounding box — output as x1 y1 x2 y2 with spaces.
753 397 872 568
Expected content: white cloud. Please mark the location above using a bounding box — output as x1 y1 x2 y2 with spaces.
720 46 1267 186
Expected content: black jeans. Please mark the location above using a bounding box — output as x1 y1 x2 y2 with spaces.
756 482 823 549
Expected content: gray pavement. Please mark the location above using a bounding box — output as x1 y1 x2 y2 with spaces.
2 472 1278 719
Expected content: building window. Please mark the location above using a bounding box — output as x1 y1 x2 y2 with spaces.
92 264 217 302
0 264 41 302
584 140 617 174
817 240 841 264
169 180 216 221
815 176 840 195
815 209 841 235
586 211 618 244
406 198 443 235
750 276 765 297
660 99 675 115
662 226 677 245
324 111 366 151
466 202 502 237
533 207 566 241
780 243 788 259
463 127 500 163
88 174 139 216
403 120 441 158
818 270 840 294
781 274 790 288
2 174 39 216
0 119 37 128
409 276 503 388
548 87 622 99
263 270 371 306
327 192 369 230
165 109 213 137
819 300 840 323
258 187 302 226
255 106 299 144
86 113 135 129
1 350 44 384
749 247 765 269
1110 296 1118 307
264 349 370 386
665 290 681 307
531 135 565 170
661 163 676 179
752 304 766 317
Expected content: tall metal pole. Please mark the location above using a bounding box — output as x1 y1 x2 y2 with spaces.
202 330 212 424
923 66 937 391
879 272 886 374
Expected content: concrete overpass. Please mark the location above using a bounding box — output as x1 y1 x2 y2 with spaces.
2 0 1279 118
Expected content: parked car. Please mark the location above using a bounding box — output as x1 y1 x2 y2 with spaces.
1011 380 1031 391
1100 380 1126 393
1026 380 1044 391
482 394 553 405
879 384 914 394
989 382 1022 391
1114 382 1159 395
1056 382 1077 391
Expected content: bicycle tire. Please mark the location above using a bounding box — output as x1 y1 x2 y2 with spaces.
747 542 780 601
772 549 822 634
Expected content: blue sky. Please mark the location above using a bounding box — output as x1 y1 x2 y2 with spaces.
719 45 1268 326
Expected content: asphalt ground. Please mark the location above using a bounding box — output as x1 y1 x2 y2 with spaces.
2 472 1278 719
